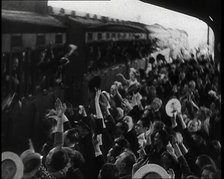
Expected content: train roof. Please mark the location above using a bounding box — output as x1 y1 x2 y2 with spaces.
68 16 103 25
2 9 66 28
86 23 147 33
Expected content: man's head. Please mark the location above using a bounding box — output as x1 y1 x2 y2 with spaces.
123 116 134 132
88 76 101 93
201 165 217 179
64 129 79 147
135 118 149 136
187 119 201 133
114 150 136 176
98 163 120 179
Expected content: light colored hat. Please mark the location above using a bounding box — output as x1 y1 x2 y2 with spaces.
133 163 170 179
20 149 41 178
2 151 24 179
165 98 181 117
20 139 41 178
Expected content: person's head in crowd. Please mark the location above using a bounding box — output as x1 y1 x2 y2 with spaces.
196 77 203 88
161 151 178 171
192 134 207 152
151 121 165 134
107 145 124 163
115 107 124 122
65 102 74 116
187 119 201 133
110 84 117 97
189 80 196 91
196 107 211 121
151 129 169 151
88 76 101 94
114 150 136 177
98 163 120 179
45 147 70 173
157 54 165 66
170 64 176 73
179 70 186 80
114 138 130 149
135 117 149 136
123 116 134 132
207 140 221 161
150 98 162 112
129 68 138 82
64 128 79 147
63 147 85 169
114 121 129 138
192 70 199 80
20 149 42 178
195 154 217 174
201 164 217 179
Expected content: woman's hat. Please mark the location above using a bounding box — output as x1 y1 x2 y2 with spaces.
133 163 171 179
165 98 181 117
20 149 41 178
2 151 24 179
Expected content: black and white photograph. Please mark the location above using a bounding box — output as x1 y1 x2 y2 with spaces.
2 0 221 178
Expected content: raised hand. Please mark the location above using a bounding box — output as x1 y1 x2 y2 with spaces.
175 132 183 144
55 98 66 117
121 98 133 112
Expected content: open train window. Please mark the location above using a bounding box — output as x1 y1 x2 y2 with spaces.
11 35 22 52
56 34 63 44
106 33 110 39
118 33 121 39
36 34 45 47
98 33 102 40
11 35 22 47
87 33 93 41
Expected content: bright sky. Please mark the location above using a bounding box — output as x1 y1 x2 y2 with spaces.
48 0 213 49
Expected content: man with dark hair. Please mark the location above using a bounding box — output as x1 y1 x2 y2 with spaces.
135 117 150 148
98 163 120 179
115 150 136 179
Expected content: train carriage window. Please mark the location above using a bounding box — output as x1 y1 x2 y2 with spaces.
118 33 121 39
36 34 45 47
98 33 102 40
11 35 22 52
11 35 22 47
106 33 110 39
56 34 63 44
87 33 93 41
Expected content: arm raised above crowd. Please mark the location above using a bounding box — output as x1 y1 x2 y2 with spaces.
53 98 66 147
171 136 193 177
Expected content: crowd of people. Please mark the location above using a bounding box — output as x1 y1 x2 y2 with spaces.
2 47 221 179
1 43 77 102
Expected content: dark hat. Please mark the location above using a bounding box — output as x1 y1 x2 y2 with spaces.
45 147 69 173
88 76 101 92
